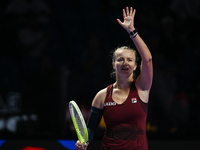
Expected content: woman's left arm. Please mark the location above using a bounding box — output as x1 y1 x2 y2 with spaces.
131 32 153 91
117 7 153 91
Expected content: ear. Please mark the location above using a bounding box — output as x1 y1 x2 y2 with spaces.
134 63 137 71
112 62 115 70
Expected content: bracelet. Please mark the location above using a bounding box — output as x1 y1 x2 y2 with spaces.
130 32 138 38
129 28 138 38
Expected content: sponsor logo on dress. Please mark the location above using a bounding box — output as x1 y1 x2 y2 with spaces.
104 102 116 106
131 98 137 103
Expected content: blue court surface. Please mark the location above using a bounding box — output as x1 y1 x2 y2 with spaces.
58 140 76 150
0 139 76 150
1 139 200 150
0 140 6 147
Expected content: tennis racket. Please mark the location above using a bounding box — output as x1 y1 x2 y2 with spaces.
69 100 88 145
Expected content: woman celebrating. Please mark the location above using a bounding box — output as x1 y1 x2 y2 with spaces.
76 7 153 150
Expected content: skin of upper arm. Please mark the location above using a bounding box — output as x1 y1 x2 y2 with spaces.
137 59 153 91
135 59 153 103
92 88 107 109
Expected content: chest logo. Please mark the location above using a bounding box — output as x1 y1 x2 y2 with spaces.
104 102 116 106
131 98 137 103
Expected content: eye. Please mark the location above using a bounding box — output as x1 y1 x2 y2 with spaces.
117 58 124 61
128 59 133 61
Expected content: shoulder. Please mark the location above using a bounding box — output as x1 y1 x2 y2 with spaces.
92 87 107 109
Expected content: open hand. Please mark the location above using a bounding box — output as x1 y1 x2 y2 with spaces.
117 7 136 32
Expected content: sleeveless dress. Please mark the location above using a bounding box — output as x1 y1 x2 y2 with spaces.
101 82 148 150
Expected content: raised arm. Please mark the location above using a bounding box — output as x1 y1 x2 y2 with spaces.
117 7 153 91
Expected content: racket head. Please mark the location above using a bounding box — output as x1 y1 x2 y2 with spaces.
69 100 88 144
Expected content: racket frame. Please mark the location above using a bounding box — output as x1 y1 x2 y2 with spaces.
69 100 88 145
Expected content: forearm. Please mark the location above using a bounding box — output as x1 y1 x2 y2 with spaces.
130 30 153 90
131 33 152 62
87 107 103 143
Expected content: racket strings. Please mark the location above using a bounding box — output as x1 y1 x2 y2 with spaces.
69 101 88 143
73 106 85 138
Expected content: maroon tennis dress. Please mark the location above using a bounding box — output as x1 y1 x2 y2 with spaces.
101 81 148 150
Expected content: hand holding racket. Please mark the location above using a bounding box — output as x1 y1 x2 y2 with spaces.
75 140 87 150
69 100 89 149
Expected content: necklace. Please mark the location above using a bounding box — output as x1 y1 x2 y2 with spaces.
117 87 130 95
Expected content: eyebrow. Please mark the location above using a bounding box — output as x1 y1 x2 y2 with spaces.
117 56 134 59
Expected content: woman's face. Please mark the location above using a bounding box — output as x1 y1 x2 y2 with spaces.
113 48 137 77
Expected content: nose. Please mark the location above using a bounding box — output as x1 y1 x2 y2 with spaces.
123 60 128 65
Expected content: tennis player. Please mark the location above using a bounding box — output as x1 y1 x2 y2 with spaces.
76 6 153 150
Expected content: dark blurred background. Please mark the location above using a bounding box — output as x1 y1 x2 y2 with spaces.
0 0 200 145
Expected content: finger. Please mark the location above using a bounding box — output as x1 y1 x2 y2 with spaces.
126 7 129 16
75 141 83 149
77 140 81 145
84 143 88 148
123 9 126 18
117 19 123 26
132 9 136 17
130 7 133 15
75 144 84 150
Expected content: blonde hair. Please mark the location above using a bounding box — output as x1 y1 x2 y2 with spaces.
110 46 139 79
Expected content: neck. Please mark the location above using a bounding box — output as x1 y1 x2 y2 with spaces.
114 74 134 89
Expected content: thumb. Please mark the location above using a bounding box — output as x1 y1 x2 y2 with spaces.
117 19 122 25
